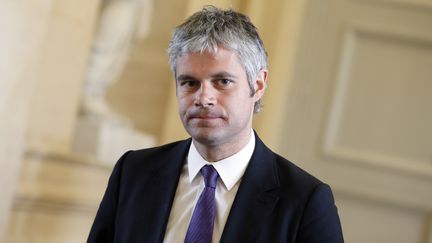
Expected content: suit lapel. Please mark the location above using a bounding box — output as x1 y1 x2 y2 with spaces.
220 134 280 243
139 139 191 243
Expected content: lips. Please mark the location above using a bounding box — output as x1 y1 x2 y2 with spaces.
189 115 220 121
186 109 225 121
192 115 219 119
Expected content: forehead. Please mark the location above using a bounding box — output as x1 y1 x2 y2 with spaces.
175 47 246 77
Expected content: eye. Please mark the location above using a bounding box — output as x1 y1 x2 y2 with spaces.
215 79 233 88
180 80 199 89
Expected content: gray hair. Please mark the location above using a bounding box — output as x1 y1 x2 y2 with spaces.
167 5 268 113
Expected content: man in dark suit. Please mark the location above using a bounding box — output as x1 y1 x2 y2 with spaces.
88 5 344 243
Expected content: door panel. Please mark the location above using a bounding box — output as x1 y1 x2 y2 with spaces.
279 0 432 242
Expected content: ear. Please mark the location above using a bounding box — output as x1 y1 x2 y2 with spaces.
253 69 268 102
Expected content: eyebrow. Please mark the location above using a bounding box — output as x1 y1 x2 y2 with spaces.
176 71 238 81
176 74 196 82
211 71 238 79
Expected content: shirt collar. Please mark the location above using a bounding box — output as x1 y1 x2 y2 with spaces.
187 130 255 191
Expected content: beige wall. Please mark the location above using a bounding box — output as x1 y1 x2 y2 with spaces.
0 1 53 240
1 0 101 242
26 0 101 152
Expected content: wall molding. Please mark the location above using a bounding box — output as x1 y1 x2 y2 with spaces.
322 25 432 178
353 0 432 11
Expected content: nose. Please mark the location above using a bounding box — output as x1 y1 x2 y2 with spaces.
194 81 215 108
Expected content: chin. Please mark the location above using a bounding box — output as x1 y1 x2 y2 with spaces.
188 129 221 145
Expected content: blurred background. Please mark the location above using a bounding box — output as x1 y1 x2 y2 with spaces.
1 0 431 242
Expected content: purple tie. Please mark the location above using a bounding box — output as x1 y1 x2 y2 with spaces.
185 165 219 243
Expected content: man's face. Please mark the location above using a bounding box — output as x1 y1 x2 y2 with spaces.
175 47 266 148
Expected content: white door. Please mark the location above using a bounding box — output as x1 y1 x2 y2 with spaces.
278 0 432 242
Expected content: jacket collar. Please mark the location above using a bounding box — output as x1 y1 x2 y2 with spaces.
220 133 280 242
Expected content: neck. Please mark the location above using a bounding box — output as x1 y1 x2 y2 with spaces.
193 130 252 162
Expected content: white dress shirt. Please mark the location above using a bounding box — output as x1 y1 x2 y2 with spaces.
163 131 255 243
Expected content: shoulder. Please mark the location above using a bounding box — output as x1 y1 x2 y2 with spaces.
112 138 191 176
270 150 338 217
273 152 344 241
124 138 191 162
253 133 323 192
273 153 323 191
254 135 327 202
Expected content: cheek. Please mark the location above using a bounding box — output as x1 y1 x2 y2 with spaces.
177 96 192 116
224 96 254 114
176 97 186 112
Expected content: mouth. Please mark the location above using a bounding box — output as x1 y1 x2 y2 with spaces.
186 110 225 124
189 116 221 124
191 115 219 119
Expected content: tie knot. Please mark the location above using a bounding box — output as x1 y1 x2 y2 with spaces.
201 165 219 189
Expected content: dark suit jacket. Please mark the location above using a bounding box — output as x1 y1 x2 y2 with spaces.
88 134 344 243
